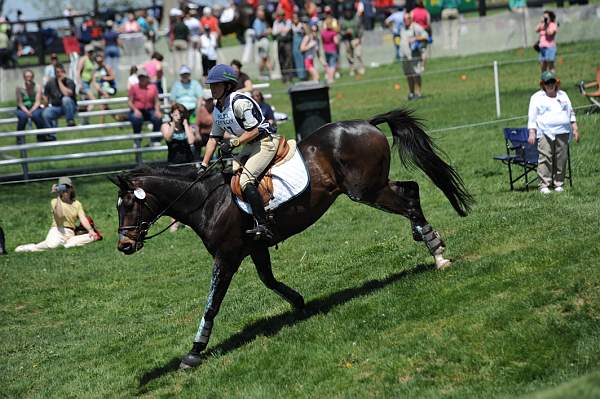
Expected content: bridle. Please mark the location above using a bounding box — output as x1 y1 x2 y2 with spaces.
117 157 223 245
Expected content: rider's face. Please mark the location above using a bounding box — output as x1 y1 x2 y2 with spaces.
210 83 226 99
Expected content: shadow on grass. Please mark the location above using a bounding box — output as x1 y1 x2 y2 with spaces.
137 263 433 391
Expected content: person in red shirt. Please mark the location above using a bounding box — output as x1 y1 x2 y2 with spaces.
201 7 221 39
278 0 295 21
128 67 163 146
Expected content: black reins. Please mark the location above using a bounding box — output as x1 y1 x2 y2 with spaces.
118 156 223 242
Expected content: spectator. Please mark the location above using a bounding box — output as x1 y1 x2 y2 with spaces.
76 44 96 113
385 7 404 62
291 13 307 81
273 10 294 83
142 51 164 94
508 0 527 13
321 18 340 84
278 0 295 21
411 0 431 65
195 93 213 151
184 9 202 74
200 25 218 80
43 53 59 85
305 0 319 24
128 67 162 146
300 23 320 82
399 12 428 100
143 15 158 54
536 10 558 73
92 52 116 124
0 17 11 68
161 102 197 165
252 7 273 80
127 65 139 90
170 65 204 124
161 103 198 232
578 67 600 97
200 7 221 39
440 0 460 50
411 0 431 37
361 0 376 31
340 7 365 76
15 177 100 253
527 71 580 194
171 14 190 76
43 63 77 131
231 59 253 92
103 20 122 83
121 12 141 33
252 89 276 129
15 69 45 143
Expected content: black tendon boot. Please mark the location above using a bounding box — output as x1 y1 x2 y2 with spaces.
243 185 273 241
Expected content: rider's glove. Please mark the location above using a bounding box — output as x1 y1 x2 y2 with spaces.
220 140 233 154
197 163 208 175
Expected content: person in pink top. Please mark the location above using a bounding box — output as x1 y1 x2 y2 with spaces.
320 19 339 84
536 10 558 73
142 51 164 94
411 0 431 33
128 67 163 146
121 12 141 33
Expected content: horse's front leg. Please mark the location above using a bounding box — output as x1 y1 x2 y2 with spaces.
180 257 240 369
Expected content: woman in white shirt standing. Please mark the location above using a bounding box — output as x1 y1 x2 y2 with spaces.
527 71 580 194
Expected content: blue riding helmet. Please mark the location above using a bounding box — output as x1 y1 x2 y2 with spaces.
206 64 238 84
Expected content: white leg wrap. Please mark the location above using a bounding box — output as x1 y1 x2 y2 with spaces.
194 317 213 344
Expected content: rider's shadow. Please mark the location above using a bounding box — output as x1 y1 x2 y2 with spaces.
138 263 433 391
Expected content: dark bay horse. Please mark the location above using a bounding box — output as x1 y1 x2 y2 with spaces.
112 109 473 369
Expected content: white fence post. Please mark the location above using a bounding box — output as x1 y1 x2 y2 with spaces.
494 60 501 118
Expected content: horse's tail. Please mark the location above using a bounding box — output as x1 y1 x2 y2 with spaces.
369 109 474 217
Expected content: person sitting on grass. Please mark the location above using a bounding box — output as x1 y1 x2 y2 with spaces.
42 63 77 135
578 66 600 98
14 177 100 253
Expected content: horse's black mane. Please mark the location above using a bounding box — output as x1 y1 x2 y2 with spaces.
121 165 223 182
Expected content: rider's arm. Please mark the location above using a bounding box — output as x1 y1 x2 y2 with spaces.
201 137 218 166
230 98 261 146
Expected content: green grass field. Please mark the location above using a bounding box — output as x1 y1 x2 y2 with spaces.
1 40 600 398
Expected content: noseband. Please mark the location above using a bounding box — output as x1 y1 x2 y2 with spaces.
117 157 223 244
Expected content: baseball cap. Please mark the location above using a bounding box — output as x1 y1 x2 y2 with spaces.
84 44 94 53
541 71 557 83
179 65 192 75
58 176 73 186
137 67 149 77
169 7 183 17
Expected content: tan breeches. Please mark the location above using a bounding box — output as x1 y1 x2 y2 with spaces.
233 136 280 191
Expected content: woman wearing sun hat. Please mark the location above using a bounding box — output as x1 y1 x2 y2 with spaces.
15 177 100 252
527 71 580 194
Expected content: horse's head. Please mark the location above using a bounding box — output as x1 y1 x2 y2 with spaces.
109 174 157 255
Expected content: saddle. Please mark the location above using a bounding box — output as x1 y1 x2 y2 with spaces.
230 139 296 205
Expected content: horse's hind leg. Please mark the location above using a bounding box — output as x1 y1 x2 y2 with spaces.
366 180 452 269
251 246 305 309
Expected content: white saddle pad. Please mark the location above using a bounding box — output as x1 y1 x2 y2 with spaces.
235 148 310 214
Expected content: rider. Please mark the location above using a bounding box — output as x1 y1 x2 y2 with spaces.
199 64 279 240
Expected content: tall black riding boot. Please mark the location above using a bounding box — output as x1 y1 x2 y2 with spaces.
242 185 273 241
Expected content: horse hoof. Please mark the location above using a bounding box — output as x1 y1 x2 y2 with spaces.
179 353 202 369
434 254 452 269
